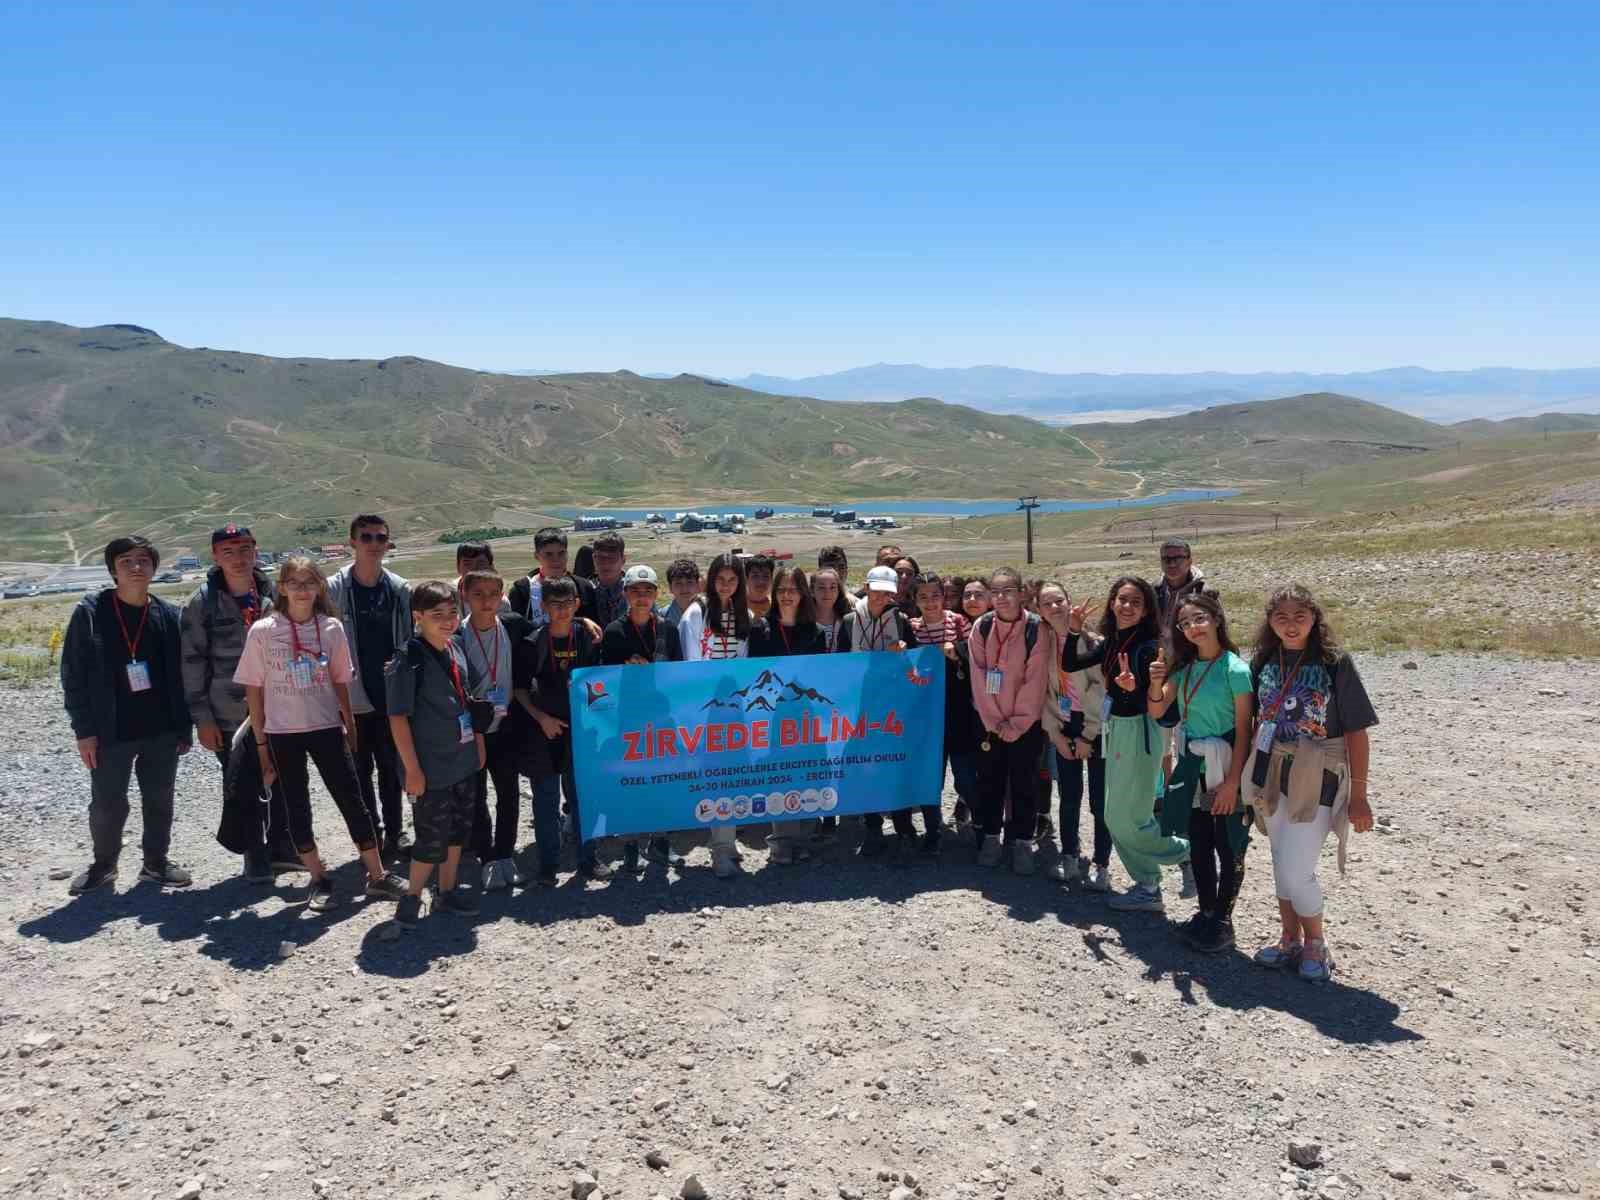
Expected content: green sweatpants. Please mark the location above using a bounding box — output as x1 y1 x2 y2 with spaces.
1103 713 1190 887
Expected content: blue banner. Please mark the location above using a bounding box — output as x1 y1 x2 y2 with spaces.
568 647 947 839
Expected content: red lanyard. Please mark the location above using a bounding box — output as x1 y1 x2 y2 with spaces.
632 616 657 659
469 620 501 685
112 597 150 659
1179 654 1220 719
289 617 324 663
776 620 793 652
1260 649 1306 723
1102 629 1140 679
992 614 1023 660
444 647 467 706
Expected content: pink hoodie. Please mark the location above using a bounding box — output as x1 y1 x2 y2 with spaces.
967 612 1049 742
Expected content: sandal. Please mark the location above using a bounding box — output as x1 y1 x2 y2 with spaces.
1252 935 1303 968
1298 938 1334 983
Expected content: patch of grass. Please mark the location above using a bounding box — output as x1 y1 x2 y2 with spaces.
0 648 55 683
1505 619 1600 658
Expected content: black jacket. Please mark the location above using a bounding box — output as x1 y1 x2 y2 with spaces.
748 619 828 657
61 589 191 744
508 571 599 624
510 620 601 778
600 615 684 665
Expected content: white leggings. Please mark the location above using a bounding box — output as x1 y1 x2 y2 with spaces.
1265 801 1334 918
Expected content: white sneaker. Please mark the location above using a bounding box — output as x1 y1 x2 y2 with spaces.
481 860 505 891
976 834 1004 868
1179 861 1198 900
1108 883 1165 912
1083 864 1111 892
712 848 738 879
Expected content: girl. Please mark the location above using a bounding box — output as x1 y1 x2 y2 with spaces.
1148 591 1254 951
680 552 751 663
811 567 849 653
892 555 921 615
961 578 992 623
1244 584 1377 982
1064 576 1189 911
749 566 828 864
1037 583 1111 888
941 575 966 614
234 557 404 911
909 571 974 850
680 553 752 876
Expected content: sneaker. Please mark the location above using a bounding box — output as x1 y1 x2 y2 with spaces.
712 847 738 879
1193 915 1236 955
1253 936 1304 969
857 833 889 859
439 887 480 916
1083 864 1112 892
1177 910 1211 946
394 893 422 928
364 871 407 901
1108 883 1164 912
1298 938 1334 983
976 834 1004 868
1047 855 1083 883
1178 860 1198 900
1011 838 1037 876
623 843 644 874
579 856 613 881
482 859 515 891
536 866 558 888
68 861 117 895
952 801 972 831
307 877 338 912
768 840 810 866
645 837 686 868
243 849 273 884
138 860 193 888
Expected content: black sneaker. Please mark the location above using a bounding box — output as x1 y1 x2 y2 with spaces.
365 871 408 901
536 866 558 887
622 843 644 874
307 877 338 913
68 861 117 896
138 860 193 888
1192 915 1235 955
439 887 479 916
645 836 686 868
579 857 613 881
243 849 273 884
1177 911 1212 947
394 893 422 928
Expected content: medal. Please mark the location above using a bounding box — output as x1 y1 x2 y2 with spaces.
980 737 992 752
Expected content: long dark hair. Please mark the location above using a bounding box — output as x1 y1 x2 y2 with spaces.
771 565 816 624
1167 588 1237 673
810 567 849 621
1096 575 1160 672
1251 582 1342 674
704 552 751 638
573 543 596 581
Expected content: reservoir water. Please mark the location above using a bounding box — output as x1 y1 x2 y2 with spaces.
557 489 1238 523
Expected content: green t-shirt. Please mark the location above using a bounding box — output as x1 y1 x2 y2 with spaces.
1171 650 1253 738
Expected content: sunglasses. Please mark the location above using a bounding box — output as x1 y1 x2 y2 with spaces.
1161 554 1188 564
357 531 390 544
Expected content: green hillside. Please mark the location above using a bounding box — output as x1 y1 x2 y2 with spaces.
1453 412 1600 436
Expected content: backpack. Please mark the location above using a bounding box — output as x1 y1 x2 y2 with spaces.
975 611 1040 658
403 636 495 733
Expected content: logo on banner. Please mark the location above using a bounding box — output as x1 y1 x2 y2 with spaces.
733 795 751 818
584 680 611 709
820 787 839 811
695 799 715 823
702 668 834 713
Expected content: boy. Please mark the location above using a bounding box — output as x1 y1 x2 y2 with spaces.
838 565 920 861
590 532 627 627
817 545 848 588
387 582 486 925
512 575 610 883
744 554 775 621
456 569 532 890
599 564 686 873
657 558 702 626
179 523 297 882
327 514 414 859
968 567 1050 875
454 541 513 621
60 536 194 894
509 527 599 626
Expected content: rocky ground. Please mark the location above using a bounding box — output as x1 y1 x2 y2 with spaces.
1 655 1597 1200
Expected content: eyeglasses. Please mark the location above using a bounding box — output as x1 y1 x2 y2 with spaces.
357 531 389 544
1177 614 1213 630
992 587 1021 599
774 587 801 597
282 578 320 592
963 590 987 600
1161 554 1188 564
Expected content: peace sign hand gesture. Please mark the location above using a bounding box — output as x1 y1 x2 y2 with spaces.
1068 600 1090 634
1114 652 1138 692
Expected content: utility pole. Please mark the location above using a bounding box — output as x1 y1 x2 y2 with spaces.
1018 495 1040 565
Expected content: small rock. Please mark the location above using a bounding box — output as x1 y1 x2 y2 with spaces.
680 1174 709 1200
313 1072 340 1087
1490 1157 1508 1170
1021 1099 1038 1117
176 1178 204 1200
557 1014 574 1030
1289 1139 1323 1169
1130 1049 1150 1066
294 1042 310 1056
572 1174 599 1199
889 1188 915 1200
1402 661 1418 670
491 1062 516 1080
1386 1163 1413 1181
380 1106 397 1124
646 1150 670 1170
48 867 72 881
676 1055 695 1070
837 1187 863 1200
277 941 295 960
174 982 195 997
1437 983 1456 998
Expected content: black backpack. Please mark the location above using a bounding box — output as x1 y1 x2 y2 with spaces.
974 611 1040 658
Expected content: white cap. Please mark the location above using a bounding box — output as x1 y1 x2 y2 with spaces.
623 564 658 588
865 565 899 593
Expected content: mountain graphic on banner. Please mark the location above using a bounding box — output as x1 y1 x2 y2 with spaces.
701 669 835 713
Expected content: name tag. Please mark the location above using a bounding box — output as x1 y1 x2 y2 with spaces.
1254 720 1278 753
126 660 151 692
1100 694 1113 724
488 686 508 716
984 668 1004 695
457 711 475 744
289 658 316 689
1058 695 1073 720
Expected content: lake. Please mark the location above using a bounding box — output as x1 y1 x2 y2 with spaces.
557 489 1238 522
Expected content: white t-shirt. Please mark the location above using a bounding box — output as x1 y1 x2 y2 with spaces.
680 601 748 661
233 613 354 734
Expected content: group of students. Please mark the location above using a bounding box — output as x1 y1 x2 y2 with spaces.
59 519 1377 981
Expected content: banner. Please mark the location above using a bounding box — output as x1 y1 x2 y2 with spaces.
568 646 947 839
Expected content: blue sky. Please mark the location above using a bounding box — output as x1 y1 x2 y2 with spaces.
4 1 1597 376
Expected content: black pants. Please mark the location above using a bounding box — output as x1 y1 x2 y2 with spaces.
353 709 404 841
1056 745 1111 867
976 723 1044 841
267 728 377 854
213 728 295 859
88 733 179 868
472 726 522 861
1188 806 1249 916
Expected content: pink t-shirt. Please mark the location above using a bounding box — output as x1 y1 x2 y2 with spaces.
232 613 355 734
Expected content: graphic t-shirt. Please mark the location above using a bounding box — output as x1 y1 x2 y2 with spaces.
233 614 355 734
349 576 396 714
1254 651 1378 743
1170 650 1254 738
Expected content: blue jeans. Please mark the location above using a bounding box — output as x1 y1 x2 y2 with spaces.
532 768 593 869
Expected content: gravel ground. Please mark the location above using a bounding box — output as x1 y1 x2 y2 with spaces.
1 655 1596 1200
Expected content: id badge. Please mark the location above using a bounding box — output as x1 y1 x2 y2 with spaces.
1058 695 1073 721
1173 722 1187 760
126 660 151 692
984 668 1004 695
1254 720 1278 753
289 658 315 689
457 711 474 745
488 686 508 716
1100 693 1113 724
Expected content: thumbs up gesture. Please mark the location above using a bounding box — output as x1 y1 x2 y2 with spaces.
1149 645 1169 688
1114 651 1138 692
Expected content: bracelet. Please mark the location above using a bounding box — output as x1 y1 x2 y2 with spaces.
255 740 268 747
1351 777 1367 784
